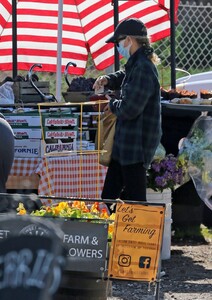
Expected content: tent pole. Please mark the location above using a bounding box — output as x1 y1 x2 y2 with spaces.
113 0 119 71
56 0 63 102
170 0 176 89
12 0 17 79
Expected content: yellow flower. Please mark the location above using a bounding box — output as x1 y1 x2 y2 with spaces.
58 202 69 210
109 213 116 220
17 203 27 215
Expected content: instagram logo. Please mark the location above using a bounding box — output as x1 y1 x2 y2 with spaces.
118 254 131 267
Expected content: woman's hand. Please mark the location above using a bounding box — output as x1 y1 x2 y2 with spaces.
93 76 108 91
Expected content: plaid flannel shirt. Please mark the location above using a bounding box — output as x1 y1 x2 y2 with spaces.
106 48 162 168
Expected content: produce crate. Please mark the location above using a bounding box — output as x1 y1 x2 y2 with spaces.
13 81 50 103
62 91 92 103
4 112 41 127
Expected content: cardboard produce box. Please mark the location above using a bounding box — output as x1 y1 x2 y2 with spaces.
14 139 41 158
4 112 41 127
13 127 42 139
76 140 95 151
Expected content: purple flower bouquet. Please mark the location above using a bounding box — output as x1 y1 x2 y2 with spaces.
147 154 184 192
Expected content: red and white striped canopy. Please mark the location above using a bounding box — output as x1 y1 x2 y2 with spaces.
0 0 179 75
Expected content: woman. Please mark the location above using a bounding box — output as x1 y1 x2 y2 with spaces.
93 18 161 207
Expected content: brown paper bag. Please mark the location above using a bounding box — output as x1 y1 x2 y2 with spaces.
95 111 116 166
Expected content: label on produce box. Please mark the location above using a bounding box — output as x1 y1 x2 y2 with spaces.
4 114 40 127
13 128 41 139
14 139 41 158
44 117 78 127
41 140 76 157
44 129 77 139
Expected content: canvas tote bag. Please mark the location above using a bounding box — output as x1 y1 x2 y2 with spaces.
95 111 116 166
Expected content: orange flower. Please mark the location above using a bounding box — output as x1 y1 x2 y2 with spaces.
46 206 52 213
90 202 100 213
72 201 82 208
100 208 109 219
72 201 89 212
53 206 60 216
108 223 114 235
18 209 26 215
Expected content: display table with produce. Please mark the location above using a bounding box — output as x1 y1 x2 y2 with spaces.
6 155 107 199
1 100 108 198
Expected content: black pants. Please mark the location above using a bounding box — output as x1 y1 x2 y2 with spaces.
101 159 147 205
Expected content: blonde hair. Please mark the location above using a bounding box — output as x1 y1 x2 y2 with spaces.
132 36 161 65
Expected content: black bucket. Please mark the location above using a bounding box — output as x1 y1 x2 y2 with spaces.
54 271 112 300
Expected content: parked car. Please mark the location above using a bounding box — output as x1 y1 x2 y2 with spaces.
176 70 212 96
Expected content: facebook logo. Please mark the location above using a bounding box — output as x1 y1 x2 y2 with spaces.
139 256 151 269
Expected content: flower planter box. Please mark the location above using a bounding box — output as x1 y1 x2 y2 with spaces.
55 271 111 300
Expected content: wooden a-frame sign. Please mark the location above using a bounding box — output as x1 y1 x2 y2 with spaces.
108 202 165 282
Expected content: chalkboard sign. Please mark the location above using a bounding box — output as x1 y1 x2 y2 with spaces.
0 221 66 300
0 214 109 277
0 213 64 241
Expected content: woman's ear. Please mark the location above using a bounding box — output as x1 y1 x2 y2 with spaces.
125 36 131 45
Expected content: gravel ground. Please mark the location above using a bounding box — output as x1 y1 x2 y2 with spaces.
107 239 212 300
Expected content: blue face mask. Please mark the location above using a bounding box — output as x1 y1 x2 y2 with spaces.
117 40 132 59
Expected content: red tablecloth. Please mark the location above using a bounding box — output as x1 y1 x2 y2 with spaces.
10 155 107 202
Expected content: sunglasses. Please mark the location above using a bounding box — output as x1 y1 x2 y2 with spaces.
115 36 126 46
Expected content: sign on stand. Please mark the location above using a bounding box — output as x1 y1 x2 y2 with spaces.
58 220 109 274
108 203 165 282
